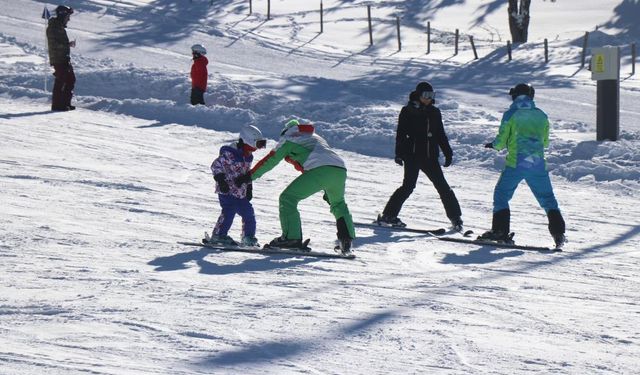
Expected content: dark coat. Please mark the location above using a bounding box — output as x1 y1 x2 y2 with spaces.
395 93 453 163
47 18 70 65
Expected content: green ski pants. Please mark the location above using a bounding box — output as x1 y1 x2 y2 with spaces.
279 166 355 240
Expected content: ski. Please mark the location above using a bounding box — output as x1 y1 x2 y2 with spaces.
436 236 561 252
177 241 356 259
354 222 446 235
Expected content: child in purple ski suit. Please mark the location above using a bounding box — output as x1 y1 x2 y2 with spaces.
206 125 266 246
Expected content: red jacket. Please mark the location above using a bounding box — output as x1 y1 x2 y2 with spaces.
191 55 208 91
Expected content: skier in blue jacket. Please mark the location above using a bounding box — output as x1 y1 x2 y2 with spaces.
479 83 566 248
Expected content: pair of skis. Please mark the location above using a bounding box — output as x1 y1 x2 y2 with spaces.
177 238 356 259
354 221 562 252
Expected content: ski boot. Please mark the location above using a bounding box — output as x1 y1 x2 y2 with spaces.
552 233 566 250
266 236 309 251
334 237 353 255
203 232 238 246
450 217 464 233
376 214 406 228
477 230 515 245
240 236 260 248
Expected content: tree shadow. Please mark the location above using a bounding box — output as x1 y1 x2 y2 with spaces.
603 0 640 44
89 0 236 49
148 246 318 275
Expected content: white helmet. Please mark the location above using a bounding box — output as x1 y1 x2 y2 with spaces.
191 44 207 55
239 125 266 149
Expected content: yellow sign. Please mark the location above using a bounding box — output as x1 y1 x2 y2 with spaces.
594 54 605 73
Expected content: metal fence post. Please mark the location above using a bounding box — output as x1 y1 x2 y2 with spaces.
544 38 549 63
367 5 373 46
470 35 478 59
632 42 637 76
427 21 431 54
320 1 323 34
581 31 589 68
396 16 401 51
454 29 459 55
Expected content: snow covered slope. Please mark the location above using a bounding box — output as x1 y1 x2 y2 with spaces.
1 1 639 374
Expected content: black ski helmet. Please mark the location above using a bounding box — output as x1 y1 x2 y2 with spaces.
55 5 74 18
509 83 535 100
415 81 434 95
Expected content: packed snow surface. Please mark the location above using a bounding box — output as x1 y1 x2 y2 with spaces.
1 0 639 374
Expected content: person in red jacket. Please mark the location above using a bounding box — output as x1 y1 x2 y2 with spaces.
190 44 208 105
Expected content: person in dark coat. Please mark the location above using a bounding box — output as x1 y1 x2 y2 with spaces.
378 81 464 230
47 5 76 111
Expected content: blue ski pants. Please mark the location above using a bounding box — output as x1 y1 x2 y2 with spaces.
213 194 256 237
493 166 560 213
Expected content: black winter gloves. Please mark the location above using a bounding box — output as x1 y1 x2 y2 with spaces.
213 173 230 193
246 183 253 201
394 156 404 166
443 155 452 167
234 173 252 186
484 142 494 149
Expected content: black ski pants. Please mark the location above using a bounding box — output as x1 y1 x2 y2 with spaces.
383 157 461 221
191 87 205 105
51 63 75 110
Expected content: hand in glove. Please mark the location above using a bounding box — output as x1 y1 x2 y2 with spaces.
234 173 252 186
245 183 253 201
443 155 452 167
214 173 230 193
484 142 494 149
394 156 404 166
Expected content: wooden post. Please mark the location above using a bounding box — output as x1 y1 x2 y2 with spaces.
427 21 431 54
454 29 459 55
469 35 478 60
320 1 323 34
632 42 637 76
367 5 373 46
544 38 549 63
267 0 271 20
581 31 589 68
396 16 401 51
507 40 512 61
249 0 252 15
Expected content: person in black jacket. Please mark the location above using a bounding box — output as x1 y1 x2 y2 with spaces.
47 5 76 111
378 81 464 230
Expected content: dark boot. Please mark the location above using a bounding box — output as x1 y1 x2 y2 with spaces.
336 217 353 254
268 236 305 249
478 209 512 243
376 213 406 227
547 209 565 235
548 209 566 248
492 209 510 233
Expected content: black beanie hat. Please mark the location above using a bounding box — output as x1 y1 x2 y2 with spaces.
415 81 434 94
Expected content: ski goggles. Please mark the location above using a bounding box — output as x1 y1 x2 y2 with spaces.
421 91 436 100
256 139 267 149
